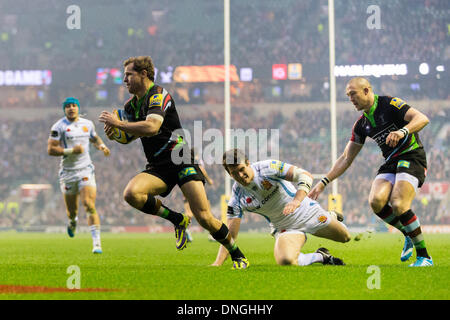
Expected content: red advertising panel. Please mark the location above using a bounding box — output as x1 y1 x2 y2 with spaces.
272 64 287 80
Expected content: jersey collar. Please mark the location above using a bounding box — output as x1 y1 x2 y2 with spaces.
131 82 155 119
363 94 378 127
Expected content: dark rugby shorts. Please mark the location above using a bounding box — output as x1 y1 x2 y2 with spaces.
143 161 205 198
377 149 427 188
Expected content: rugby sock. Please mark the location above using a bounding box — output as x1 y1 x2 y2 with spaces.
68 216 78 227
159 205 184 226
399 210 430 258
69 216 78 223
374 204 407 235
297 253 323 266
140 195 184 225
211 223 245 259
89 225 101 248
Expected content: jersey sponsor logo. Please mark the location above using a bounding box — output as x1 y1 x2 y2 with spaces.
390 97 406 109
51 130 58 137
178 167 198 180
269 160 284 173
82 126 89 132
241 186 280 210
261 179 273 190
372 123 398 146
149 94 163 107
318 215 328 223
67 128 71 132
397 160 410 168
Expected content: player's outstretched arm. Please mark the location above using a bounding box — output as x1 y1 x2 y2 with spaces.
211 217 241 266
308 141 362 200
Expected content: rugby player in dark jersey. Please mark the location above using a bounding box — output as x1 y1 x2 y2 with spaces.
309 77 432 267
99 56 249 269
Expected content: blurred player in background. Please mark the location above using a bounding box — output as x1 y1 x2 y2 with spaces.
212 149 350 267
99 56 249 269
309 77 433 267
47 97 110 254
184 149 214 243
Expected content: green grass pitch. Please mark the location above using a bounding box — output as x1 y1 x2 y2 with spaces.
0 231 448 300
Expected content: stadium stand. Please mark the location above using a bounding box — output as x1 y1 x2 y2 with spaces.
0 0 448 229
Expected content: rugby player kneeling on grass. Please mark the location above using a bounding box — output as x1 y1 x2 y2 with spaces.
212 149 351 267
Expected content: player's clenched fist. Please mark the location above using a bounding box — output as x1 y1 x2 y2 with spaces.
385 130 406 148
72 144 84 154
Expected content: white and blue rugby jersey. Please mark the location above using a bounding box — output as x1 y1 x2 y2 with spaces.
227 160 321 231
49 117 97 170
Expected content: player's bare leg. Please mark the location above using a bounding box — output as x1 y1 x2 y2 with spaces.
181 180 249 269
274 232 306 265
123 173 168 209
80 186 102 253
312 218 351 243
390 180 415 216
183 199 194 242
64 193 78 238
124 173 192 250
368 178 392 213
181 181 221 231
275 232 345 266
370 176 416 262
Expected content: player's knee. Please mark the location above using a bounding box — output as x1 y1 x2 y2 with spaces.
123 188 142 207
390 200 408 216
341 232 351 243
276 256 296 266
368 196 386 213
81 199 95 212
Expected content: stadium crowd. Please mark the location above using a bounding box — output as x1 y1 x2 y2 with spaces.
0 0 448 109
2 0 447 68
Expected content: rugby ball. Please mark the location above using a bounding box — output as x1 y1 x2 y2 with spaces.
111 109 135 144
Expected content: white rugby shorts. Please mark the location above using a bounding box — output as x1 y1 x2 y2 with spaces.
273 202 332 239
59 164 96 195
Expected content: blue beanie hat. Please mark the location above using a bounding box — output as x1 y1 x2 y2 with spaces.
62 97 80 111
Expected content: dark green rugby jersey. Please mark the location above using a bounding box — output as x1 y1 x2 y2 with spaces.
123 83 186 164
350 95 424 161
